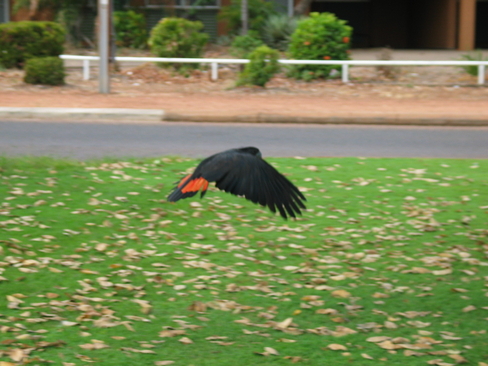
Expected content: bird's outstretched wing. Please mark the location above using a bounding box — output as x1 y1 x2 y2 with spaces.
167 148 306 219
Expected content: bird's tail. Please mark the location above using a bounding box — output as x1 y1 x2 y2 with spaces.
167 174 209 202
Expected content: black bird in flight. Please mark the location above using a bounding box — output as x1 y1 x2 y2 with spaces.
167 147 307 219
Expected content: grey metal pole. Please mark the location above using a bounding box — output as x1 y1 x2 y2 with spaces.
98 0 110 94
241 0 248 35
4 0 10 22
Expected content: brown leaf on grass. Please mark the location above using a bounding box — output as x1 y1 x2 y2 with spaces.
133 299 153 314
449 354 468 364
327 344 347 351
121 347 156 354
331 290 351 298
284 356 303 363
7 349 27 362
178 337 193 344
432 269 452 276
462 305 476 312
79 340 109 350
315 309 339 315
188 301 207 313
276 317 293 329
367 336 391 343
264 347 279 355
361 353 374 359
154 362 175 366
376 341 402 350
159 330 186 338
372 292 389 298
404 350 425 356
427 359 454 366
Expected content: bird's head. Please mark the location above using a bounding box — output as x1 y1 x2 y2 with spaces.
239 147 262 158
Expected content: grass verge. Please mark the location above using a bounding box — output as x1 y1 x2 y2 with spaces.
0 156 487 365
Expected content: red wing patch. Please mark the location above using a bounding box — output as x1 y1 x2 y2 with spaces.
181 177 209 194
178 174 192 188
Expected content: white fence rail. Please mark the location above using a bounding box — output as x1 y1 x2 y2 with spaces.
60 55 488 85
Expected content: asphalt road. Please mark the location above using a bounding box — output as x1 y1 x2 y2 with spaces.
1 120 488 159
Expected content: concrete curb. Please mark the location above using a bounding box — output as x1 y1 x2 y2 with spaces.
0 107 165 122
1 107 488 126
164 112 488 127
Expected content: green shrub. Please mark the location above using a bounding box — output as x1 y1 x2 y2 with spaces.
218 0 276 35
230 31 265 59
0 21 65 69
262 14 300 51
24 57 65 86
114 10 148 49
459 51 488 77
237 45 280 87
287 12 352 81
148 17 209 71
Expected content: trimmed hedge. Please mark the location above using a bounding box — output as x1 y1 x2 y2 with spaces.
24 57 65 86
0 21 65 69
149 17 209 71
114 10 148 49
237 45 280 87
288 12 352 80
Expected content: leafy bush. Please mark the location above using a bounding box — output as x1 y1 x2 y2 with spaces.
114 10 148 49
230 32 264 59
148 17 209 71
262 14 300 51
218 0 276 35
23 57 65 86
287 12 352 81
0 21 65 69
459 51 488 77
237 45 280 87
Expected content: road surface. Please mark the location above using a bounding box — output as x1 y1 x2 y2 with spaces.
1 120 487 159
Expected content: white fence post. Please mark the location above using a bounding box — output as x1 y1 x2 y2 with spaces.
83 59 90 81
60 55 488 86
211 62 218 81
342 64 349 83
478 64 485 85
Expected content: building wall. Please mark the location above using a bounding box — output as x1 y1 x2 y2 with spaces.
409 0 456 49
309 0 480 50
476 1 488 48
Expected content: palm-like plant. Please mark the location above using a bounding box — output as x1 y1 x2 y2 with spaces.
262 14 300 51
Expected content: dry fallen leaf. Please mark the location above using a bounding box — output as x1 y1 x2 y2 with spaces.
264 347 279 355
178 337 193 344
276 317 293 329
79 340 109 350
361 353 374 359
327 344 347 351
331 289 351 298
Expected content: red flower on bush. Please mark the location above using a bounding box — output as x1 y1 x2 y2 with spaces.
343 36 350 43
323 56 331 60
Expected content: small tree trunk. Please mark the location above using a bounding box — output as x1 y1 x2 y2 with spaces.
293 0 313 16
241 0 248 35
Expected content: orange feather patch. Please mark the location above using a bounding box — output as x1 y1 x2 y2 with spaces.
178 174 192 188
181 177 209 193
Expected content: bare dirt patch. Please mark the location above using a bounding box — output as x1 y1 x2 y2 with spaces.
1 47 487 121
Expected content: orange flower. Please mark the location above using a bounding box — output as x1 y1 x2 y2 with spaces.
303 41 311 46
323 56 331 60
343 36 350 43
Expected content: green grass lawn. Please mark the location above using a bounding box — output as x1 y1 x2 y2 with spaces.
0 156 487 366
